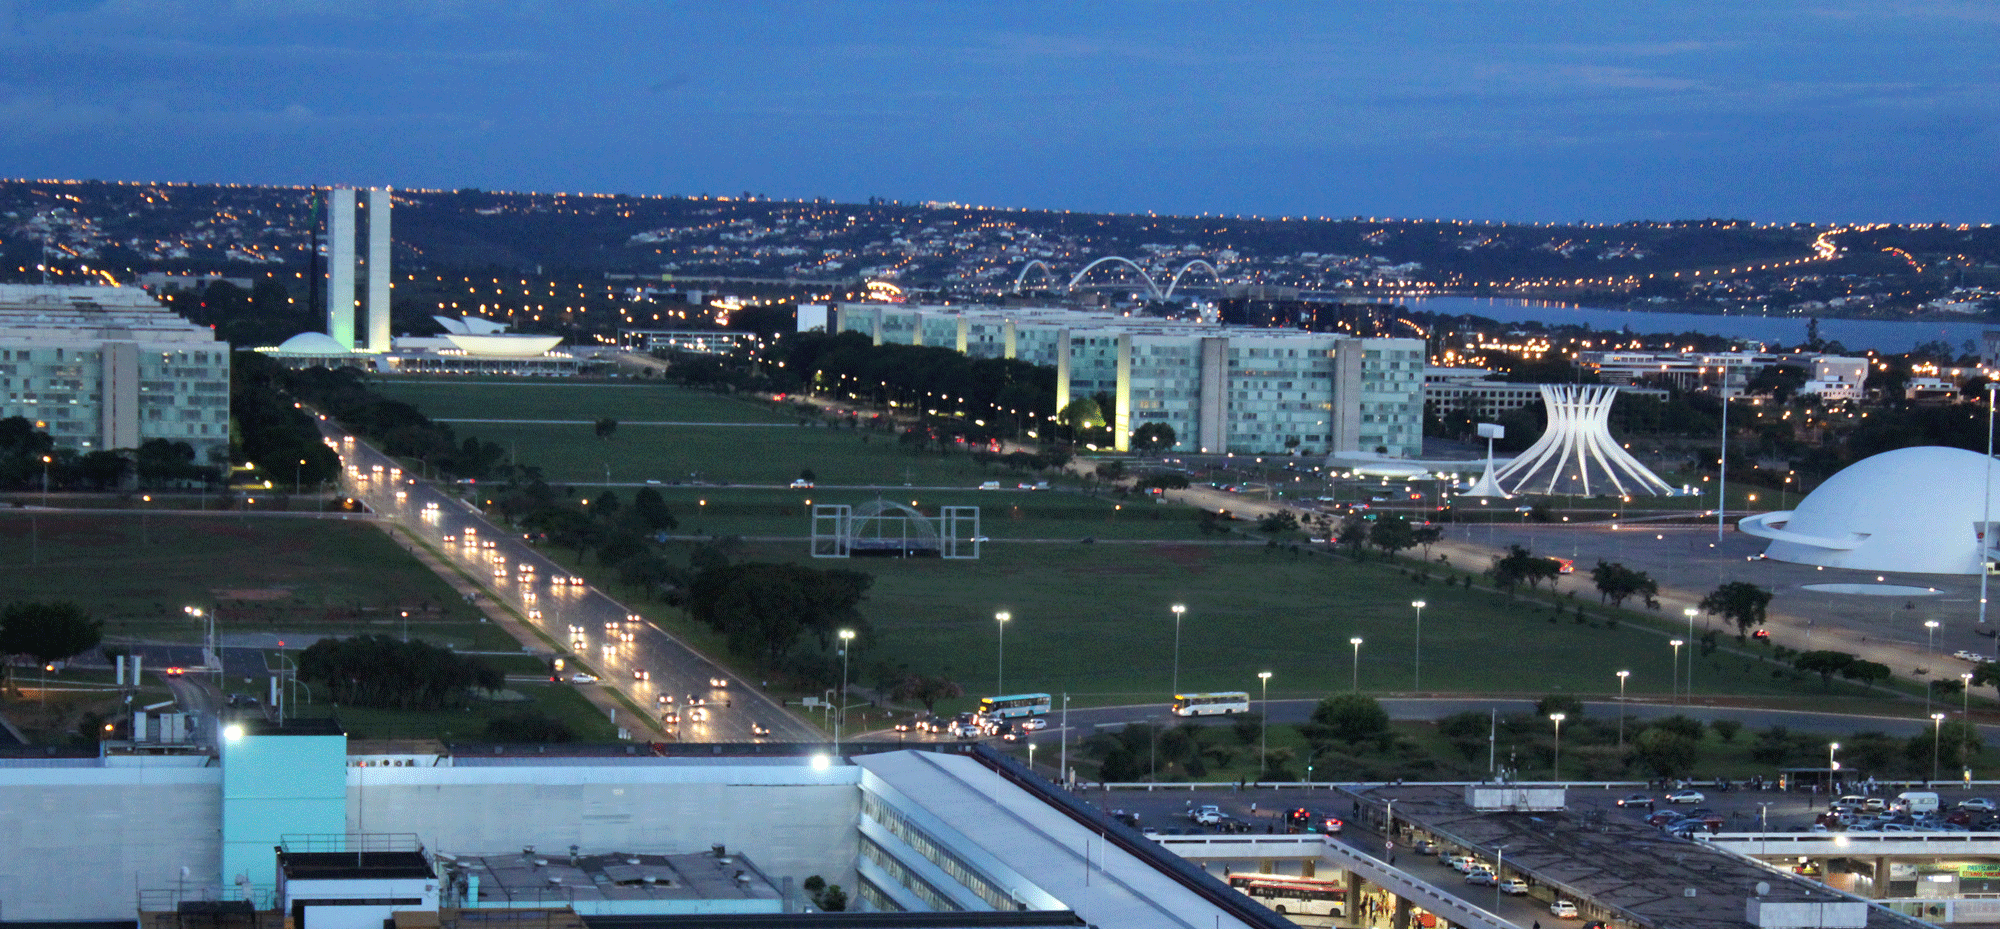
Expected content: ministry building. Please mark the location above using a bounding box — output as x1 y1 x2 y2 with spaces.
813 303 1425 457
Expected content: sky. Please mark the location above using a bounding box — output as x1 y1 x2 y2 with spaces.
0 1 1994 224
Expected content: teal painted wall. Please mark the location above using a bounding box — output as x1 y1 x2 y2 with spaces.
221 731 346 901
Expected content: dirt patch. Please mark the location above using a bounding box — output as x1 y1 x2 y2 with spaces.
1152 544 1215 570
212 589 293 601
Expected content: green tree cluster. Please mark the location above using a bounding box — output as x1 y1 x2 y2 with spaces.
0 601 102 692
296 635 502 710
686 563 873 667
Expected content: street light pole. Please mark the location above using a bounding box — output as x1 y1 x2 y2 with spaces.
1829 742 1841 796
1493 844 1508 911
1257 671 1273 780
1171 604 1186 698
1059 692 1070 787
1616 670 1631 748
1411 600 1426 691
1350 637 1364 692
995 611 1010 694
1926 619 1941 655
1670 639 1684 706
1933 713 1947 784
1965 672 1976 782
1549 712 1566 780
1983 384 1997 632
836 628 855 750
1683 607 1698 700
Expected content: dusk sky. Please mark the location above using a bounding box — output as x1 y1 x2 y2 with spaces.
1 1 1993 224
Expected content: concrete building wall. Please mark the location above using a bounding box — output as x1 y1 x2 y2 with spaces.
328 188 356 349
365 188 392 352
0 766 222 920
100 340 141 450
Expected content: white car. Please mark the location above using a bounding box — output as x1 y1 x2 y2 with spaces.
1020 717 1048 731
1500 878 1530 896
1665 790 1705 804
1550 900 1579 919
790 479 815 488
568 672 598 684
1189 805 1224 825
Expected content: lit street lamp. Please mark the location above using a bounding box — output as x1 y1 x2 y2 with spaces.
1925 619 1941 654
1670 639 1684 705
1616 670 1631 748
1829 742 1841 796
1257 671 1273 779
1683 607 1699 699
1411 600 1427 691
1549 712 1566 780
1933 712 1947 784
836 628 855 750
995 611 1010 694
1171 604 1186 697
1350 637 1364 692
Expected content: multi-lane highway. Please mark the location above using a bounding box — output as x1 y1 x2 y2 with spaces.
318 419 823 744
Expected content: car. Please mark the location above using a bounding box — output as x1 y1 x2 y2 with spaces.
1450 855 1480 873
1550 900 1580 919
1863 797 1889 812
1189 805 1225 825
1753 629 1770 640
1021 717 1048 731
1646 810 1685 827
1616 793 1652 808
568 672 598 684
751 723 770 737
1110 809 1141 828
164 666 185 677
1465 870 1497 886
1665 790 1705 804
1955 649 1988 662
632 669 650 681
1500 878 1530 896
1413 839 1437 855
1960 798 1997 812
790 479 815 488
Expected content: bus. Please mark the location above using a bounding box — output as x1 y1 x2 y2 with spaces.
1227 873 1347 918
978 693 1052 719
1173 692 1251 716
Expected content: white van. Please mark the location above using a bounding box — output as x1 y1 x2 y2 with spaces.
1896 791 1941 814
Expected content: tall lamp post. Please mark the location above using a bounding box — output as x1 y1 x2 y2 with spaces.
1829 742 1841 796
1549 712 1566 780
1670 639 1684 706
1170 604 1186 698
1257 671 1273 779
1926 620 1941 654
995 611 1010 694
835 628 855 750
41 454 52 506
1683 607 1699 700
1983 383 1997 634
1616 670 1631 748
1965 672 1976 781
1932 712 1947 784
1350 637 1364 692
1411 600 1427 691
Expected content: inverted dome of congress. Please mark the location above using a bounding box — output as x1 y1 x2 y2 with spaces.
1739 446 2000 575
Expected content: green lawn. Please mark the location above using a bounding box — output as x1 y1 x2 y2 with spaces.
368 377 798 424
286 682 619 742
0 513 506 646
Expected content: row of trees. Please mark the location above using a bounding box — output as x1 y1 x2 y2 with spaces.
0 602 102 693
295 635 503 710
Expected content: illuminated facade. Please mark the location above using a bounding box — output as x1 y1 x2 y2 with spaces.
825 303 1424 456
0 283 230 461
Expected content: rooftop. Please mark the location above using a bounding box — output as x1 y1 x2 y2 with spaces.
455 849 783 905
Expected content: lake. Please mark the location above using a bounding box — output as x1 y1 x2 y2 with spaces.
1391 296 1992 354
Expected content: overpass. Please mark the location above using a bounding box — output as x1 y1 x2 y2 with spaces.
1161 833 1513 929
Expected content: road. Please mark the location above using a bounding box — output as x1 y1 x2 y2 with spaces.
317 418 822 744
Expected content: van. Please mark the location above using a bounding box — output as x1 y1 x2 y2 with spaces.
979 481 1002 490
1897 791 1941 814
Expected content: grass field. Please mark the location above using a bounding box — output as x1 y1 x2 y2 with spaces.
287 683 620 742
0 512 515 651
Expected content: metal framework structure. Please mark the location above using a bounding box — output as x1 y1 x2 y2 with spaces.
1491 384 1674 497
811 500 982 559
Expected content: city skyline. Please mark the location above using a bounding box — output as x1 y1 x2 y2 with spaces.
0 1 1994 224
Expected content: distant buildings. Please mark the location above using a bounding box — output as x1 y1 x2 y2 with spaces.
1576 349 1868 401
818 303 1425 457
0 283 230 461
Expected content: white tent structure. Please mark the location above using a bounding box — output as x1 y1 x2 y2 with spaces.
1490 385 1675 497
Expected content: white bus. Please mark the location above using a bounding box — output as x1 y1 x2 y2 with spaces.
1173 691 1251 716
1227 873 1347 919
978 693 1053 719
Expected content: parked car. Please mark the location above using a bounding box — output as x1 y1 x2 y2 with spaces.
1646 810 1686 827
1465 869 1498 886
1665 790 1705 804
1189 805 1225 826
1550 900 1580 919
1961 798 1997 812
1500 878 1531 895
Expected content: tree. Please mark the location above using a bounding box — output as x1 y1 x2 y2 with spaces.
1701 581 1772 637
1301 694 1391 747
1131 422 1177 452
631 487 678 532
1335 514 1370 558
1632 728 1700 779
1491 545 1559 593
1412 524 1444 559
890 675 964 713
1535 694 1585 719
1840 659 1891 687
1257 510 1299 534
1793 650 1856 688
1057 398 1105 436
0 601 102 691
1369 516 1418 559
1590 561 1658 608
594 417 619 439
295 635 502 710
1135 472 1191 491
686 563 874 667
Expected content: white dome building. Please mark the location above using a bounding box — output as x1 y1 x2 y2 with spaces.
1739 446 2000 575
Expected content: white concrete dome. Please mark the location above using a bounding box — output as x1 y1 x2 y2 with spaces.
271 331 351 354
1739 446 2000 575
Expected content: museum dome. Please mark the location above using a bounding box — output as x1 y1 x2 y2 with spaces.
1739 445 2000 575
